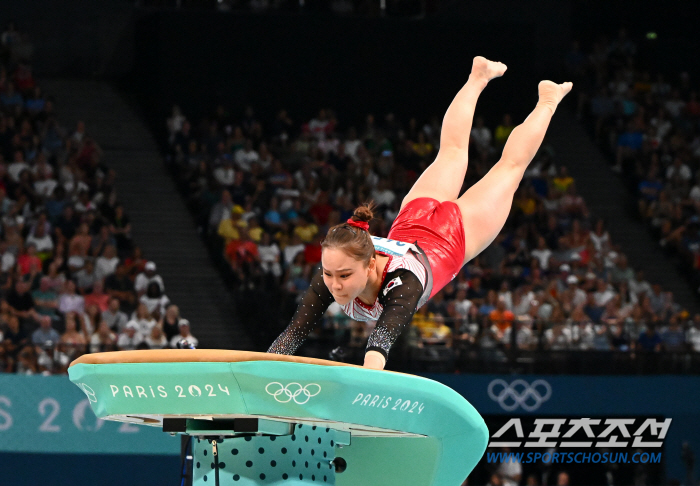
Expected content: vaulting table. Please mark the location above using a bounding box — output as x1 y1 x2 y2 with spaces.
68 350 487 485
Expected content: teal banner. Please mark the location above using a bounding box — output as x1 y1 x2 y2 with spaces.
0 374 178 455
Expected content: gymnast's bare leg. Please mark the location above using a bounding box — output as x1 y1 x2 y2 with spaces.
399 56 507 211
455 80 573 263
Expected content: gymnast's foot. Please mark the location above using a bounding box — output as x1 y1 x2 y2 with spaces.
470 56 507 83
537 80 573 113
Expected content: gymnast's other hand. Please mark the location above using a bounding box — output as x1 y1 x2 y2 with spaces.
363 350 386 370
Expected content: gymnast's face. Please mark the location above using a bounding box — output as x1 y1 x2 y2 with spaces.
322 248 373 304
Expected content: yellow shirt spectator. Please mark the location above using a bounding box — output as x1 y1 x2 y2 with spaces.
411 310 438 338
275 230 290 251
248 226 263 243
412 141 433 158
515 196 537 216
494 114 515 146
552 176 574 193
218 217 248 244
294 223 318 243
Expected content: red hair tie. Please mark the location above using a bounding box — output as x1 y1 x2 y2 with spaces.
346 218 369 232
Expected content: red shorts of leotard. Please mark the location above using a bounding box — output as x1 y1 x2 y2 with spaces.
387 197 466 299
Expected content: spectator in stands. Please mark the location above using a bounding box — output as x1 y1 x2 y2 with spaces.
530 236 553 271
687 314 700 352
661 316 685 352
95 244 119 280
582 292 605 324
2 314 26 362
589 323 610 351
218 205 246 244
90 321 117 353
130 302 157 336
225 227 261 289
145 324 168 349
303 232 323 267
479 290 499 317
494 114 514 149
502 318 536 351
69 222 92 258
117 320 144 351
235 139 259 171
610 323 631 351
43 261 66 292
108 204 132 255
32 276 58 318
31 315 59 347
629 270 652 299
102 297 128 333
104 263 135 306
6 278 37 324
294 213 318 243
264 197 283 231
246 216 263 243
283 233 305 267
258 231 282 286
544 320 573 350
214 158 235 189
58 280 85 314
161 304 181 342
74 259 97 294
209 189 233 232
60 312 87 356
556 471 570 486
15 345 39 375
170 319 198 348
637 324 662 352
470 116 492 158
648 284 671 317
489 299 514 335
78 303 97 334
139 281 170 319
90 226 116 258
84 280 110 312
134 261 164 297
497 446 522 486
26 222 53 260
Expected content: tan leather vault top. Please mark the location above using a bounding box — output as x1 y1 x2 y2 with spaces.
69 349 363 369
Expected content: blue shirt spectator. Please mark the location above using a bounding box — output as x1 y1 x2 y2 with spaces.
32 316 61 347
638 178 663 202
661 320 685 351
637 327 662 352
617 130 643 150
265 208 282 226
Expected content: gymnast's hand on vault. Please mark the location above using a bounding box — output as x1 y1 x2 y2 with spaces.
363 350 386 370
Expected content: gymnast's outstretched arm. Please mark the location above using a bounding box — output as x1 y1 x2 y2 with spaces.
364 269 424 370
267 269 334 355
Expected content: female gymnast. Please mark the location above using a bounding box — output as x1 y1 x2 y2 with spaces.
267 56 572 370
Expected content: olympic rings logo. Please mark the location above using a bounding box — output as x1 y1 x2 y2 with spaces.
265 382 322 405
487 379 552 412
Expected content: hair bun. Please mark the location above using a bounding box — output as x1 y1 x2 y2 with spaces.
351 202 376 224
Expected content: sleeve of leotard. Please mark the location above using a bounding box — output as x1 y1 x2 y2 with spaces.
365 268 424 364
267 268 334 355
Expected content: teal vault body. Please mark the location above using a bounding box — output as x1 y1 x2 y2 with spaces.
68 350 488 485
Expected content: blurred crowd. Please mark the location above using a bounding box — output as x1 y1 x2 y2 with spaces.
166 76 700 368
570 29 700 293
0 23 197 376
